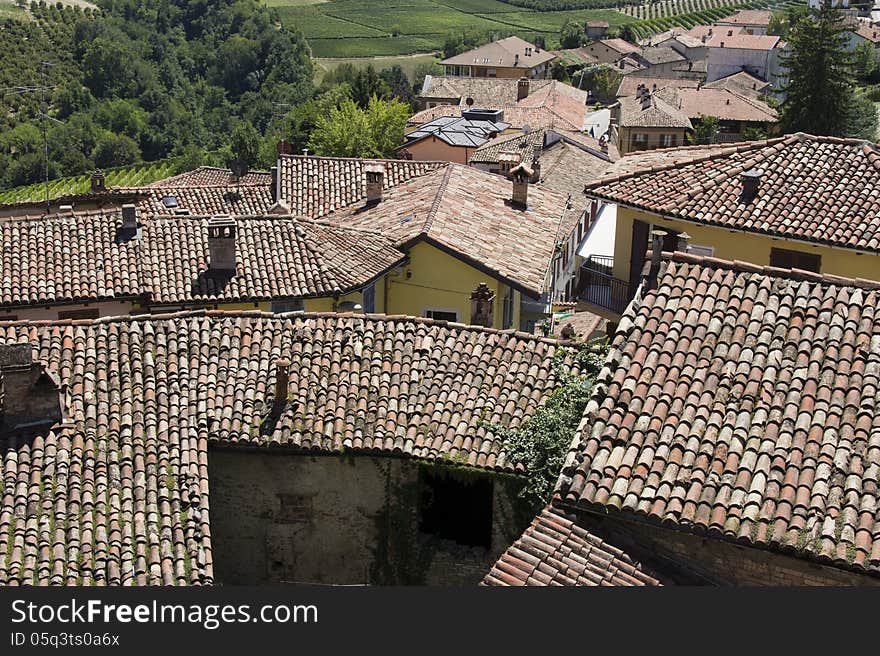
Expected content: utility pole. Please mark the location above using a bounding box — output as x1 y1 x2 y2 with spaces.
2 60 58 212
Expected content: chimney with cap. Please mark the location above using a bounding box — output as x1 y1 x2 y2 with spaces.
509 160 533 209
677 232 691 252
273 358 290 412
121 203 137 231
740 168 762 203
90 170 106 193
517 77 530 101
0 343 63 429
651 229 668 271
365 162 385 204
207 215 237 272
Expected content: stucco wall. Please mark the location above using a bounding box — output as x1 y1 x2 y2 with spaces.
404 137 473 164
386 241 522 329
207 449 525 585
611 205 880 284
617 128 688 155
0 300 134 321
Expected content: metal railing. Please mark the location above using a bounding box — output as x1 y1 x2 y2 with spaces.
577 257 634 315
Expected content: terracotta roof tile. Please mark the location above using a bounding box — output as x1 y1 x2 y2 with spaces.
585 133 880 252
559 253 880 574
483 504 662 585
0 311 576 584
145 166 272 188
0 211 403 308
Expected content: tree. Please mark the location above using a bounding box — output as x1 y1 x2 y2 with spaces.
550 60 570 83
844 90 878 140
92 132 140 168
308 96 409 158
230 121 261 168
560 19 583 49
853 40 878 81
381 65 414 105
768 4 810 37
780 2 858 137
350 66 390 109
692 115 720 144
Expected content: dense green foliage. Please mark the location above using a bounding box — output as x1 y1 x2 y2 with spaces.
492 340 608 510
1 0 314 190
781 1 875 139
308 95 410 157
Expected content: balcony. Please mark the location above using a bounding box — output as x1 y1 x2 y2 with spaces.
576 255 635 316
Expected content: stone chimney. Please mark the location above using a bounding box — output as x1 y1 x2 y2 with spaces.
509 161 533 209
470 283 495 327
498 151 522 175
365 162 385 204
651 229 668 271
270 166 278 202
90 170 106 193
517 77 530 101
273 357 290 412
740 168 762 203
276 139 292 155
121 203 137 231
207 215 237 272
0 343 63 429
677 232 691 252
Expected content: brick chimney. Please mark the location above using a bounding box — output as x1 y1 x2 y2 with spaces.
509 161 533 209
0 343 63 429
121 203 137 231
207 215 237 272
517 77 530 101
90 170 106 193
273 357 290 412
269 166 278 202
365 162 385 204
740 168 762 203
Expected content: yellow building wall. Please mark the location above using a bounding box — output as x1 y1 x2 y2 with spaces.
618 127 689 155
612 206 880 283
385 241 522 330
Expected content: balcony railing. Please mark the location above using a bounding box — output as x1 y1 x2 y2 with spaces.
577 256 634 315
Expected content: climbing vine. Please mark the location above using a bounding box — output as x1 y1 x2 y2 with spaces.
491 339 608 511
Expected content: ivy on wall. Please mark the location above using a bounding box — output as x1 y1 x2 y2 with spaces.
492 340 609 510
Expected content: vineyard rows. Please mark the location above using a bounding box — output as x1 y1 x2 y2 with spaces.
0 157 185 204
622 0 752 20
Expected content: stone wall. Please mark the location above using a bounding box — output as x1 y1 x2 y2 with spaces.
208 448 525 586
582 512 880 586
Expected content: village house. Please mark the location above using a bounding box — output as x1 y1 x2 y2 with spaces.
409 78 593 134
666 86 779 140
705 31 787 89
398 112 511 164
0 310 580 585
440 36 555 79
715 9 773 35
584 20 609 41
635 46 688 78
612 86 693 155
574 133 880 318
582 38 641 65
487 252 880 585
0 158 571 331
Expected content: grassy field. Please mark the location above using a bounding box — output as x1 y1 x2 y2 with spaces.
270 0 639 58
0 1 28 19
314 52 439 77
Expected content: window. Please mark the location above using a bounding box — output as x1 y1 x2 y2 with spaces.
660 133 677 148
502 289 514 329
362 282 376 314
487 68 497 77
57 308 99 320
418 467 493 548
424 308 458 322
769 247 821 273
271 299 304 314
687 244 715 258
632 133 648 150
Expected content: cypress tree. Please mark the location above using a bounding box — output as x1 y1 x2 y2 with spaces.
780 0 856 136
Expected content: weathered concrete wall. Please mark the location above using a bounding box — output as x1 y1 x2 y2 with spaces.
583 512 880 586
208 449 525 586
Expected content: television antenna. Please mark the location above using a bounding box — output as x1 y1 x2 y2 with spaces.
3 60 59 211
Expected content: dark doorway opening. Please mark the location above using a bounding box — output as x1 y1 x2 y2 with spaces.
418 467 493 548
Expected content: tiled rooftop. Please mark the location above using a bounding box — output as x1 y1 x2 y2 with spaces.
703 70 772 99
329 164 574 296
673 87 778 123
145 166 272 188
277 155 443 218
482 505 662 586
0 310 577 584
618 90 692 129
441 35 555 68
585 133 880 253
135 185 274 216
0 211 403 308
559 253 880 574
